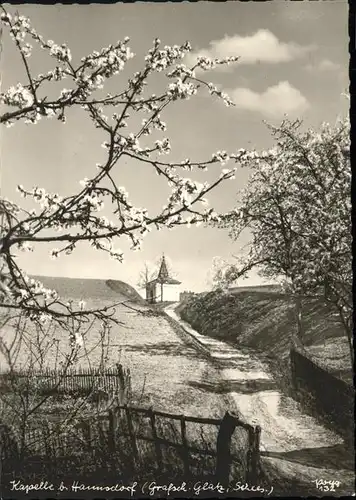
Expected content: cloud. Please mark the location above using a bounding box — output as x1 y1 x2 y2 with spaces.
305 59 339 72
186 30 314 70
229 81 309 118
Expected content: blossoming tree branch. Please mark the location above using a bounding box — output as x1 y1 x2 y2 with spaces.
0 8 249 345
213 118 352 363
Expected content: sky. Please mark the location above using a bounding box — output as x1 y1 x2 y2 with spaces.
0 1 349 294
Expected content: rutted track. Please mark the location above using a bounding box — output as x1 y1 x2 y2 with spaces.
165 304 355 496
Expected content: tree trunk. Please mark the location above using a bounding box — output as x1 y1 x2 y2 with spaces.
340 312 354 367
346 331 354 366
296 295 303 337
293 294 305 351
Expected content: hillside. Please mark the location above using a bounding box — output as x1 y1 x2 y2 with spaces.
177 289 352 385
31 275 144 303
106 279 145 303
229 284 283 294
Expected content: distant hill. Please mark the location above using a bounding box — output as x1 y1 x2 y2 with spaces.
31 275 144 303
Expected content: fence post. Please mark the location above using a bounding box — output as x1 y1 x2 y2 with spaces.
117 364 126 404
180 416 190 478
290 348 297 392
82 420 93 455
245 428 252 484
126 368 132 401
149 409 163 472
248 425 261 484
125 405 138 465
43 423 52 458
108 409 117 452
215 411 238 487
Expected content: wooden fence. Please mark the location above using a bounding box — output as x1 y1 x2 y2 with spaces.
290 348 354 438
0 364 131 399
0 365 261 484
103 405 261 484
2 404 261 486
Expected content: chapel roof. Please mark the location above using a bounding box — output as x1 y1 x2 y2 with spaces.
148 255 181 285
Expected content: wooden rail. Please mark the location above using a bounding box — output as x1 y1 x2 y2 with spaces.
1 400 261 484
101 405 260 484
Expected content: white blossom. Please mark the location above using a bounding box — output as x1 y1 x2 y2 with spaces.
167 79 197 100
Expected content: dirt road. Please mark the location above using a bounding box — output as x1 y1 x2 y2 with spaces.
165 305 355 497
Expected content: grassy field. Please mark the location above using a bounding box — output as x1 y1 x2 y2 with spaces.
2 277 247 490
0 276 234 419
177 289 352 387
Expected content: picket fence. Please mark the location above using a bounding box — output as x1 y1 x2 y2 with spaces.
0 364 131 398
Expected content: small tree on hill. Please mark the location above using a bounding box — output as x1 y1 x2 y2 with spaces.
137 262 156 290
213 118 352 363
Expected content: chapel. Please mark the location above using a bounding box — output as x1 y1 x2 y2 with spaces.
145 255 181 303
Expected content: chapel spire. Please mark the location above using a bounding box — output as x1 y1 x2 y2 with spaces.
157 254 169 282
